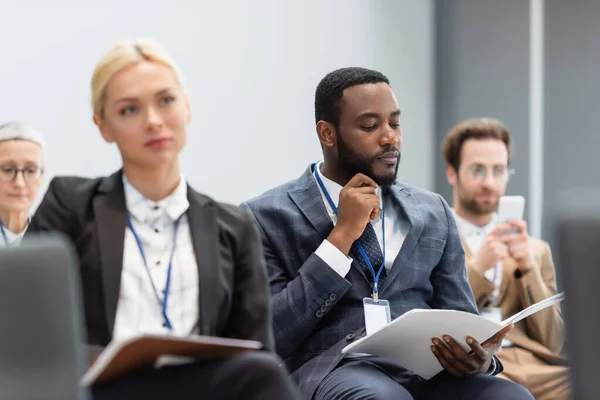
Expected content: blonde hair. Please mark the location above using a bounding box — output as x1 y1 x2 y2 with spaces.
91 38 184 118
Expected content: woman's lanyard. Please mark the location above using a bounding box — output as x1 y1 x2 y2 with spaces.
126 214 181 330
0 221 9 246
314 166 386 300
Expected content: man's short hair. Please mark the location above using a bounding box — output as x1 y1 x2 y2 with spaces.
314 67 389 126
442 117 511 171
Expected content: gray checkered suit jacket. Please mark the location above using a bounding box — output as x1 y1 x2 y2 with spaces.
243 165 498 398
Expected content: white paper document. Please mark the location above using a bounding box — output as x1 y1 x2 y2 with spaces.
342 291 565 379
501 291 564 326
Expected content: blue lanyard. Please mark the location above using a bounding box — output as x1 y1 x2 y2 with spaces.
126 214 181 330
0 221 9 246
314 166 387 298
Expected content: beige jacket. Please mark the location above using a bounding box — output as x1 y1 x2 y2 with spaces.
463 237 567 365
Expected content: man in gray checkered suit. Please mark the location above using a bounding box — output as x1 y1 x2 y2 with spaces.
243 67 533 400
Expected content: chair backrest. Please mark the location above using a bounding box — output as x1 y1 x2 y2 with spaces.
554 189 600 400
0 233 89 399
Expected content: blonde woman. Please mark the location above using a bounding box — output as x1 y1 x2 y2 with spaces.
28 39 299 399
0 122 44 246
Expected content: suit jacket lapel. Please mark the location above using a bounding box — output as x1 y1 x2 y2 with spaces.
460 236 473 259
288 166 335 244
288 166 369 282
93 171 127 335
496 257 516 305
186 189 217 335
380 184 424 294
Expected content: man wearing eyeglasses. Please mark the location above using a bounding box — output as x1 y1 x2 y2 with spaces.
0 122 45 246
442 118 570 400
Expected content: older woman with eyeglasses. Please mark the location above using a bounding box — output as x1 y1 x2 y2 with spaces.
0 122 45 246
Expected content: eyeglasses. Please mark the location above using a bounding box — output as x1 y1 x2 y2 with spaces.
466 165 515 182
0 165 44 183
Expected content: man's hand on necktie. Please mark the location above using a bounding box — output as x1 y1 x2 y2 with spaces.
327 173 380 255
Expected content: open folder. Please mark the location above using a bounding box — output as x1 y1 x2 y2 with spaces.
342 292 565 379
81 334 263 386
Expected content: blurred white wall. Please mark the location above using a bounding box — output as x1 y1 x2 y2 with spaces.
0 0 434 205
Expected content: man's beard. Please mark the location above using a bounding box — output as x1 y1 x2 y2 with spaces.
337 133 400 187
457 184 499 215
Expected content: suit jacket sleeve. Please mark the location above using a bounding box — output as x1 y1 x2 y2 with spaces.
516 241 564 353
27 177 104 366
220 208 276 351
242 203 352 360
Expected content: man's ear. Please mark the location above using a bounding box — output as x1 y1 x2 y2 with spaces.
446 164 458 187
316 121 336 149
93 114 114 144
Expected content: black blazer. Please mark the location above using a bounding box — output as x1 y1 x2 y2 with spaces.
28 170 274 359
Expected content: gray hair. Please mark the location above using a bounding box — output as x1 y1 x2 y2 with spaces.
0 122 45 149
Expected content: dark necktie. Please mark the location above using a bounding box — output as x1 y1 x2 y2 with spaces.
351 221 387 289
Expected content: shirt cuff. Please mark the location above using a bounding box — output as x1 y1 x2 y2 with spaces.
315 240 353 278
486 357 497 375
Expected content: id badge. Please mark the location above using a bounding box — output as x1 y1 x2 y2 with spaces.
363 297 391 336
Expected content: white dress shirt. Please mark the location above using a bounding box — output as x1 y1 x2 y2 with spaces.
313 162 406 278
112 175 200 341
0 220 27 247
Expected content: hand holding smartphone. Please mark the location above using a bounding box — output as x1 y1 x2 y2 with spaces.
497 196 526 235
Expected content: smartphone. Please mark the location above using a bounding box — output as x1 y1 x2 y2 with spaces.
497 195 526 234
